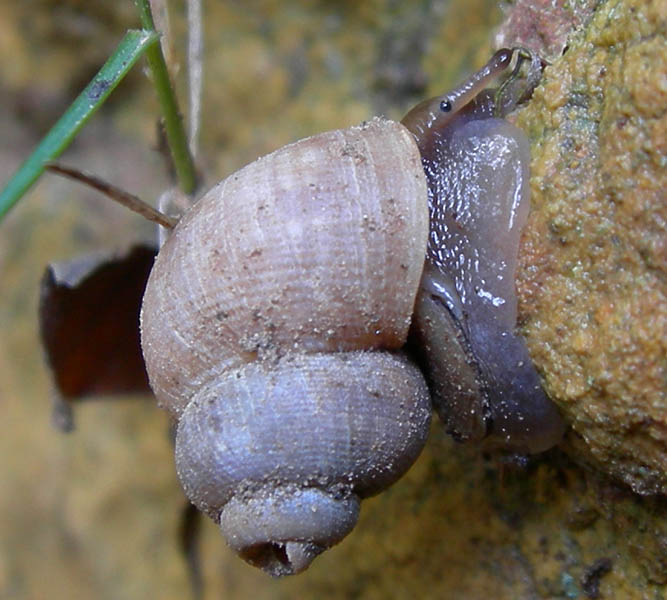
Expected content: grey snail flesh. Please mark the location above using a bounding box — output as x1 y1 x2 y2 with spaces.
140 117 432 576
404 59 565 454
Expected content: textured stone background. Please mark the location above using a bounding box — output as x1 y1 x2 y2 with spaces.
515 0 666 498
0 1 664 598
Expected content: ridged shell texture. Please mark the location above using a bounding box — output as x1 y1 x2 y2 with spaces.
140 117 431 575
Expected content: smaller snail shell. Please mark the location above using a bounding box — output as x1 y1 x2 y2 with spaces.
141 117 432 575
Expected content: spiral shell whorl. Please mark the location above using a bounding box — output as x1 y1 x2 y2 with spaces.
219 487 360 576
141 117 429 417
175 351 431 575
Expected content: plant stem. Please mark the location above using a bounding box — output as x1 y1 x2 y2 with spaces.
46 162 177 229
135 0 197 195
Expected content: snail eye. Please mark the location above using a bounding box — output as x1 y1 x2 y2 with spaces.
439 99 453 112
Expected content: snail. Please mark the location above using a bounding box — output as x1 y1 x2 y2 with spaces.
138 48 564 577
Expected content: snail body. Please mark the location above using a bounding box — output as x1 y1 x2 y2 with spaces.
402 50 565 453
141 118 432 576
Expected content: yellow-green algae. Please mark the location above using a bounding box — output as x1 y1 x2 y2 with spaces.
0 0 665 598
515 0 666 496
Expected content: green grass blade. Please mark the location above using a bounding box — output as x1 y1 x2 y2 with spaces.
0 29 159 221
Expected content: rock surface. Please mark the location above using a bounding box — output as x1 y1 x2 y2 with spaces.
515 0 666 496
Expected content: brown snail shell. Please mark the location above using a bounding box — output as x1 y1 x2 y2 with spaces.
140 117 432 576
